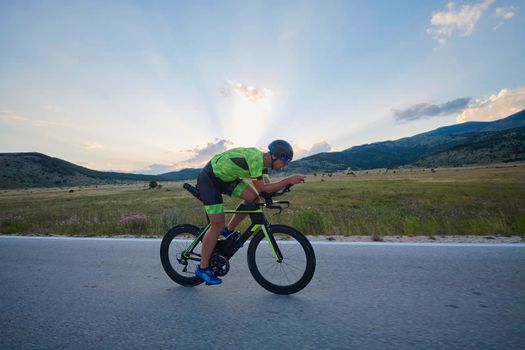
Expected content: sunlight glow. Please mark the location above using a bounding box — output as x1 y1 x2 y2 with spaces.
228 90 276 148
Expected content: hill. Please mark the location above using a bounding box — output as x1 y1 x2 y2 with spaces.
160 168 201 181
0 153 164 189
285 109 525 173
1 109 524 188
416 127 525 167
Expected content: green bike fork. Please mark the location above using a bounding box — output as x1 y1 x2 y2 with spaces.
261 225 283 263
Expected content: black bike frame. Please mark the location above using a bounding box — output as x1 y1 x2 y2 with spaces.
181 204 284 263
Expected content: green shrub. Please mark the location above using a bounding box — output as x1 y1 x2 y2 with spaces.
292 209 325 235
118 212 148 235
0 220 25 233
516 213 525 234
402 216 420 236
158 208 184 233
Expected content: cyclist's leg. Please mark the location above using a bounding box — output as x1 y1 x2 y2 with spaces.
197 163 226 269
200 212 225 269
227 183 258 231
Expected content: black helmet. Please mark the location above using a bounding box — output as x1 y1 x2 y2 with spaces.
268 140 293 164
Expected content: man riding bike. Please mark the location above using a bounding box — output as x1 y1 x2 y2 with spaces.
194 139 305 285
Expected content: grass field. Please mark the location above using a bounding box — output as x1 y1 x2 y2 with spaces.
1 163 524 237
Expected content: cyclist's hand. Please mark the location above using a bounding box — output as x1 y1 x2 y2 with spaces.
287 174 305 185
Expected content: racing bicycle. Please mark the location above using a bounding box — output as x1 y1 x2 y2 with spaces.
160 183 316 295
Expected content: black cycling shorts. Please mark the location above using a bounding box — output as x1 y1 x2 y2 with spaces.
197 162 248 214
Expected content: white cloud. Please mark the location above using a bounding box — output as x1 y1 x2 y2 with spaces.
129 140 235 174
493 22 504 30
292 143 308 159
427 0 495 44
494 6 518 30
182 139 234 166
293 141 332 159
222 80 274 103
456 86 525 123
42 104 62 113
0 110 70 127
309 141 332 155
393 98 472 122
0 111 27 123
80 142 104 150
495 6 517 19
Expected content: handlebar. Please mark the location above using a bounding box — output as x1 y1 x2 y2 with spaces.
259 184 293 214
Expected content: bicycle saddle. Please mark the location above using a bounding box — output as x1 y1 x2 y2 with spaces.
183 183 201 201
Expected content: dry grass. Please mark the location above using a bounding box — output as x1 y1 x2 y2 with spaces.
1 163 524 237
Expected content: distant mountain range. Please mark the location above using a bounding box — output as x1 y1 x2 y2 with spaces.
284 109 525 173
0 153 200 189
1 109 524 189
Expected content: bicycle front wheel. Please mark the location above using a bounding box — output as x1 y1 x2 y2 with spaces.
247 224 316 295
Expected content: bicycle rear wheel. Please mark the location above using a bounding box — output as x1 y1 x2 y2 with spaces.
160 224 204 287
247 224 316 295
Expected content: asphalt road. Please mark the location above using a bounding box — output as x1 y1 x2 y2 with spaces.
1 236 524 350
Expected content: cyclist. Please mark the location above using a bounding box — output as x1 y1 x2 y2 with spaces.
195 139 305 285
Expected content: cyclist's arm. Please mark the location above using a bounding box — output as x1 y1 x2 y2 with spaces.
252 177 289 194
262 168 270 184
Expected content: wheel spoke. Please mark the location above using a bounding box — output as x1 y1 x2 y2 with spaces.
253 230 311 287
281 265 292 284
283 250 305 259
167 233 202 276
259 260 278 267
282 262 302 279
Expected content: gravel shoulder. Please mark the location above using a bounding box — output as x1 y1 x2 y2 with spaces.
2 233 523 244
306 235 525 244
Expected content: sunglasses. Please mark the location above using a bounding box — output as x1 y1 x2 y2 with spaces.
279 155 292 164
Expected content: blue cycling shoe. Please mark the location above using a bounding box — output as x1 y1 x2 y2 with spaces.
195 265 222 285
220 227 234 239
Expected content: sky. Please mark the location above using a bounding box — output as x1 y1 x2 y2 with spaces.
0 0 524 174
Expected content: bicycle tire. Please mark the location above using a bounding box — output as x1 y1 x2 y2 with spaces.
247 224 316 295
160 224 204 287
